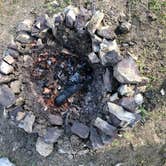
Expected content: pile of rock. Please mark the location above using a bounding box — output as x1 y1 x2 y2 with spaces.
0 5 147 157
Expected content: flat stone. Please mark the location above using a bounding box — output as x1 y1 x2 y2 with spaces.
18 112 35 133
113 57 142 83
88 52 100 64
90 127 103 149
36 137 53 157
0 85 16 108
71 122 90 139
118 84 134 96
48 113 63 126
93 117 116 136
0 157 15 166
107 102 136 124
119 97 137 112
0 61 14 75
10 80 21 94
97 25 116 40
16 32 32 44
3 55 15 65
87 11 104 35
99 39 122 66
17 19 33 32
44 127 63 143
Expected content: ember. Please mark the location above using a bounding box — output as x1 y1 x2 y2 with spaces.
0 5 148 157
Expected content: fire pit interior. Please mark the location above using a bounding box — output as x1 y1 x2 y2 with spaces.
0 5 148 157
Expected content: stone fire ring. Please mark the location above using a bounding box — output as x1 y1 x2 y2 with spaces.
0 6 147 157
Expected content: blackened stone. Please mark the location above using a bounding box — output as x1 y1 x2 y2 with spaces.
119 97 137 112
90 127 103 150
44 127 63 143
94 117 116 136
71 122 90 139
0 85 16 108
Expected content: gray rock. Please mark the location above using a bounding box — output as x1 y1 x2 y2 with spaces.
97 25 116 40
87 11 104 35
0 61 14 75
48 114 63 126
17 19 33 32
101 133 115 145
71 122 90 139
3 55 15 65
118 84 134 96
93 117 116 136
0 157 15 166
10 80 21 94
91 35 102 53
16 32 32 44
88 52 100 64
110 93 119 102
0 85 16 107
117 21 131 34
90 127 103 149
18 112 35 133
103 68 112 92
99 39 122 66
134 93 143 105
36 137 53 157
107 102 136 124
44 128 63 143
113 57 142 83
53 12 64 25
119 97 137 112
3 48 19 57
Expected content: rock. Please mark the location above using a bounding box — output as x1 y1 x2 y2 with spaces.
0 157 15 166
118 84 134 96
16 111 26 121
10 80 21 94
90 127 103 149
65 7 79 28
119 97 137 112
134 93 143 105
44 128 63 143
93 117 116 136
0 74 15 84
16 32 32 44
48 114 63 126
18 112 35 133
110 93 119 102
3 48 19 57
99 39 122 66
91 35 102 53
87 11 104 35
113 57 143 84
17 19 33 32
101 133 115 145
103 68 113 92
0 85 16 107
97 25 116 40
107 102 136 124
108 113 121 127
3 55 15 65
160 88 165 96
53 12 64 25
88 52 100 64
71 122 90 139
36 137 53 157
116 21 131 34
0 61 14 75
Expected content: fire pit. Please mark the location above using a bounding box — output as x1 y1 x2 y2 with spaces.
0 5 148 157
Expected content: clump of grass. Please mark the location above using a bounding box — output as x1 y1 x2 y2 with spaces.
139 106 149 121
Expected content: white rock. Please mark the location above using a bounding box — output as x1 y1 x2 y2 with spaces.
134 93 143 105
36 137 53 157
10 80 21 94
18 112 35 133
0 157 15 166
0 60 14 75
107 102 136 124
3 55 15 65
160 88 165 96
88 52 100 64
110 93 119 102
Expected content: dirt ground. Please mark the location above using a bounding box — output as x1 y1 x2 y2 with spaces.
0 0 165 166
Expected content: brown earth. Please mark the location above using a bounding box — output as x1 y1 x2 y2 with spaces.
0 0 165 166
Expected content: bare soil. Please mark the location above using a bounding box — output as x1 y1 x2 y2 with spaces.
0 0 165 166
